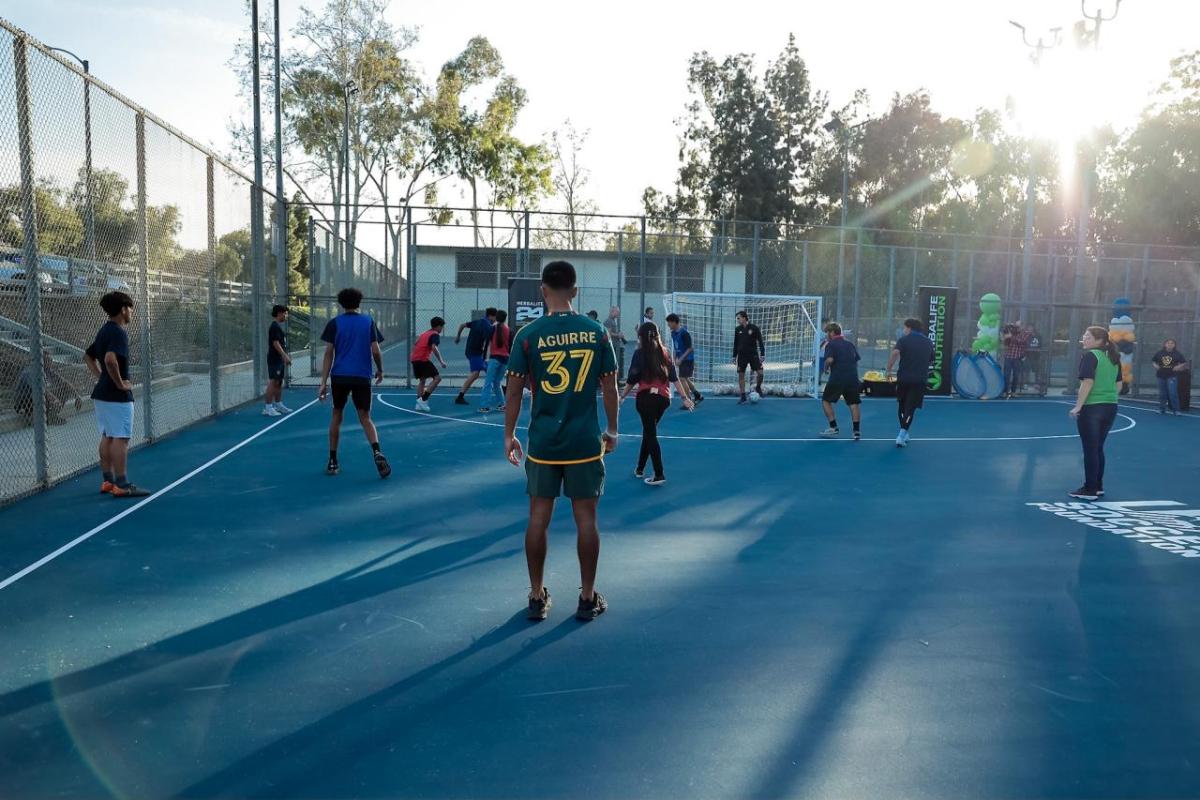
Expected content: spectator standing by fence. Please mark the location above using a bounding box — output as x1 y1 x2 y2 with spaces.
1151 339 1188 415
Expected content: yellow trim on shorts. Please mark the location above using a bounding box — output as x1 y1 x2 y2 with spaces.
526 451 604 466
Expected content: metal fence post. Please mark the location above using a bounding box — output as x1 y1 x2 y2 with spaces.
887 246 896 331
751 222 760 294
408 211 417 389
523 210 531 277
967 252 975 311
638 216 647 323
801 240 809 296
307 215 317 378
135 114 154 440
616 231 624 311
14 35 48 487
852 228 863 336
250 184 266 392
207 156 219 414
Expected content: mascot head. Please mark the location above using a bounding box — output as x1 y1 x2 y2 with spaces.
1109 314 1135 343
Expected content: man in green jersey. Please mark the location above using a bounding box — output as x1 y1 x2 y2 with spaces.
504 261 620 622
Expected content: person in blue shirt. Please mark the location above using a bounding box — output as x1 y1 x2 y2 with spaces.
665 313 703 406
317 288 390 479
886 317 936 448
454 307 497 405
818 322 862 439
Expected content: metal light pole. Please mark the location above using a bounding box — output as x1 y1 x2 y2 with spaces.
250 0 266 389
47 46 95 273
1009 22 1062 317
342 80 357 274
1065 0 1121 392
272 0 287 304
1080 0 1122 49
824 115 866 322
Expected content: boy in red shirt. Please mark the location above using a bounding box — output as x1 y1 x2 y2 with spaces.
410 317 448 412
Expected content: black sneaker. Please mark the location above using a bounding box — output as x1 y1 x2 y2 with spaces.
644 475 666 486
374 451 391 479
576 591 607 621
738 396 748 405
693 394 704 405
633 469 645 479
326 459 339 475
1097 487 1105 497
1068 486 1099 500
853 431 861 441
527 588 552 621
454 394 469 405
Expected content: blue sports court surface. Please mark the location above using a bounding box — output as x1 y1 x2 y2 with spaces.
1 391 1199 798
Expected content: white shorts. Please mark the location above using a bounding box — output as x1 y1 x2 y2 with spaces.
94 400 134 439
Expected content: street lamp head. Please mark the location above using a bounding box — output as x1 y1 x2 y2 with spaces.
1009 20 1026 32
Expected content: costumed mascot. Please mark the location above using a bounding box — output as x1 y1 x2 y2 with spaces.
953 293 1005 399
1109 298 1135 396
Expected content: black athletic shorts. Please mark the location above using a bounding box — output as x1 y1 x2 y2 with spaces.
678 359 695 379
896 380 927 411
822 381 861 405
268 361 286 381
331 376 372 411
736 353 763 374
412 360 439 380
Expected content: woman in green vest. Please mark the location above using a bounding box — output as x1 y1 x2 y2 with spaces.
1068 326 1123 500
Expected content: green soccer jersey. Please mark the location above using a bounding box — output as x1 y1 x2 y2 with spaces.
507 311 618 464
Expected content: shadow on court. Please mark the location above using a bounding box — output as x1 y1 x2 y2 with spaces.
1 394 1199 798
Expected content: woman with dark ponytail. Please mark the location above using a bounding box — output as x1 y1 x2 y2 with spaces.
1068 326 1123 500
620 322 695 486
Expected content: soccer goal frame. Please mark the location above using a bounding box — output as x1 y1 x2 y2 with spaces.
662 292 824 397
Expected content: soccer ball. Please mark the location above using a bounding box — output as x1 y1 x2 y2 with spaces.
749 391 761 404
783 384 796 398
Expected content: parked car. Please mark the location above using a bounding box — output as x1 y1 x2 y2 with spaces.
0 270 58 294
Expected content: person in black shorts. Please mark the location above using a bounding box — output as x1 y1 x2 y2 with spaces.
317 288 390 478
733 310 765 404
410 317 448 412
886 317 935 448
263 304 293 417
819 322 862 440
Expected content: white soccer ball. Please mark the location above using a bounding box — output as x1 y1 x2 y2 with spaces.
749 391 761 404
783 384 796 398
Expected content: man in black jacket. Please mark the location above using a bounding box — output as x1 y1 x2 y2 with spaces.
733 310 765 404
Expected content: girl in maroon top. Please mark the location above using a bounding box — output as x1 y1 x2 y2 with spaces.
479 310 512 413
620 322 694 485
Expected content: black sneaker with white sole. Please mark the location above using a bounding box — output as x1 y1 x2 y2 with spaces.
1068 486 1099 500
633 469 644 479
644 475 666 486
527 588 552 621
374 451 391 479
326 459 339 475
576 591 607 621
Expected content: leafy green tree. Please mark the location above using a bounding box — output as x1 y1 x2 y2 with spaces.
1097 51 1200 248
0 180 83 257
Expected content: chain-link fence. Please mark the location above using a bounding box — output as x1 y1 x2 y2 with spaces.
0 21 395 504
397 211 1199 395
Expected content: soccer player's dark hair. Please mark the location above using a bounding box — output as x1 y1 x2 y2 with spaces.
541 260 576 291
337 287 363 309
431 316 445 328
736 310 748 321
271 304 288 317
495 310 507 323
826 322 842 335
904 317 924 333
485 307 497 316
100 291 134 317
638 322 668 380
666 313 679 323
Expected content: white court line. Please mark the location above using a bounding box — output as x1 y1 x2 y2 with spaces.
0 399 318 592
376 394 1136 444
